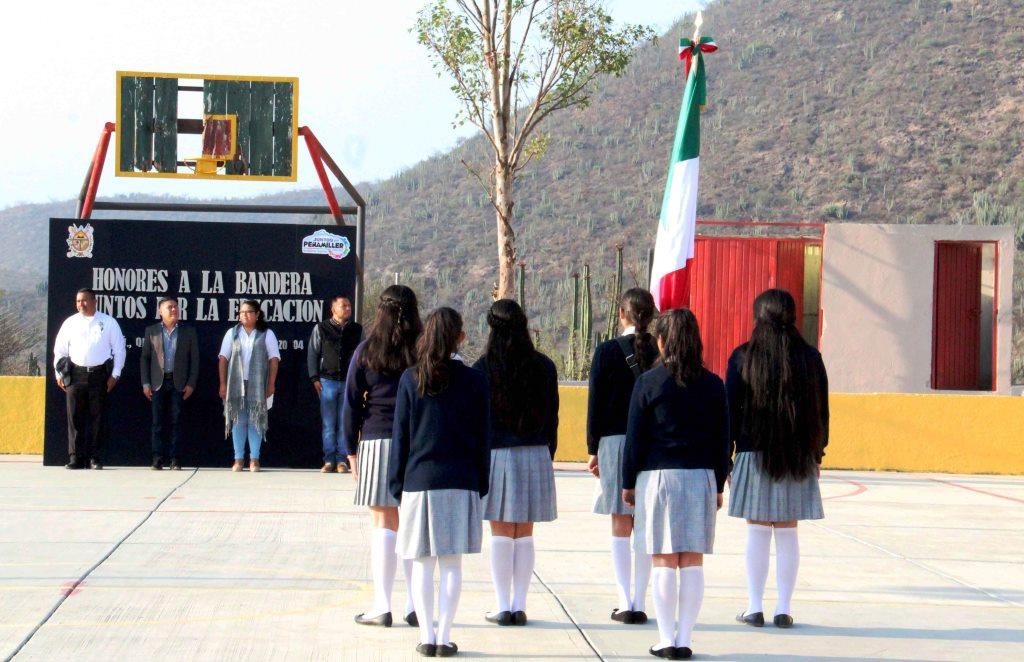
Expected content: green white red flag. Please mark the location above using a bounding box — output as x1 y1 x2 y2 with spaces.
650 35 717 311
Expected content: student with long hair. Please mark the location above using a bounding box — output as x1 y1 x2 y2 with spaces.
343 285 423 628
587 287 659 624
390 307 490 657
473 299 559 627
218 300 280 472
622 308 730 659
727 289 829 629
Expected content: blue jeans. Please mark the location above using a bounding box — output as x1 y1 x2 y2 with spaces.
320 378 346 465
231 409 262 460
151 375 183 460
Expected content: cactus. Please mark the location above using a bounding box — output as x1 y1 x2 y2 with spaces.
517 262 526 311
581 263 593 358
604 244 624 342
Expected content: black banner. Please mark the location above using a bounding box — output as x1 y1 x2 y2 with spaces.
44 218 357 468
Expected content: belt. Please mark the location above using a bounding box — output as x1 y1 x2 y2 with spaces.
72 363 107 373
164 371 174 377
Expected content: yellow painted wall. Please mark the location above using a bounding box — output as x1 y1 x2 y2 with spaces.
0 376 45 454
553 386 1023 475
3 378 1022 474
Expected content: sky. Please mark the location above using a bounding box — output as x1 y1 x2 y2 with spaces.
0 1 703 209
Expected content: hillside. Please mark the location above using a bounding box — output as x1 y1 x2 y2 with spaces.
2 0 1023 379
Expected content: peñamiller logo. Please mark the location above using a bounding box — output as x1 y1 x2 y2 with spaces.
301 229 350 260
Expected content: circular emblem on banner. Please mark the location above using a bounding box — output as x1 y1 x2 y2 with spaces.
66 224 94 258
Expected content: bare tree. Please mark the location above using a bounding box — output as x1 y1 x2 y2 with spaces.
415 0 652 298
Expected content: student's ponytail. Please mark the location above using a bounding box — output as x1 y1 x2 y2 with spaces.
620 288 657 371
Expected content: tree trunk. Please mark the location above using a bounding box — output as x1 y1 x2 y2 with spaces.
494 160 516 300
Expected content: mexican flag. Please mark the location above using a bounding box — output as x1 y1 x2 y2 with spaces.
650 35 717 311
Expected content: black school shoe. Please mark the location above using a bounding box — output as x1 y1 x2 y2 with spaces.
89 459 103 470
415 643 437 657
151 457 163 470
774 613 794 628
354 612 392 627
485 610 513 625
169 458 181 471
630 610 649 624
649 645 675 659
611 608 631 623
436 642 458 657
66 457 83 470
673 646 693 660
736 610 765 627
512 610 527 626
405 611 419 626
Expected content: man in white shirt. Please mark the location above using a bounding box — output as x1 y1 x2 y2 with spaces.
53 288 126 470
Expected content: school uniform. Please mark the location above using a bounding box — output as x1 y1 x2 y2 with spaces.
623 365 731 555
587 331 659 515
341 342 402 507
473 353 559 523
389 360 490 559
725 344 829 522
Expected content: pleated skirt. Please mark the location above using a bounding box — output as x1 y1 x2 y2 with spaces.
728 451 824 521
397 488 483 559
354 438 399 508
592 434 633 515
482 445 557 523
633 468 717 555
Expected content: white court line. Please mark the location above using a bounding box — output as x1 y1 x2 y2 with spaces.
809 520 1023 608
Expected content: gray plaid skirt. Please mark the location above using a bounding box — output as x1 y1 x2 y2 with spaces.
593 435 633 515
728 451 824 521
397 489 483 559
633 469 717 555
354 438 399 508
482 445 557 523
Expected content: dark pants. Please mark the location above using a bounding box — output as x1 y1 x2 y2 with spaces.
66 366 108 462
151 375 184 460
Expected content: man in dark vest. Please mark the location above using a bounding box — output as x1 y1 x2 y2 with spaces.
141 297 200 470
308 295 362 473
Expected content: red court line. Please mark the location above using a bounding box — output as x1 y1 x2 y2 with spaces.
822 478 868 501
929 477 1024 504
1 508 362 515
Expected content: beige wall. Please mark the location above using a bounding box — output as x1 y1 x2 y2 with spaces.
820 224 1015 394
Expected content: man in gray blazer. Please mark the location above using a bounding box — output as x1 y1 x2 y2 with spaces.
141 297 199 470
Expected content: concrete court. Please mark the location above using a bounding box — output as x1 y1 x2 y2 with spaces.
1 456 1022 661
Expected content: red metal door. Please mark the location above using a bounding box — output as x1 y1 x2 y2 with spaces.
932 242 982 390
689 237 813 377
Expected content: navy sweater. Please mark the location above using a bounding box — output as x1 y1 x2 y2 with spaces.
341 342 404 455
388 360 491 500
724 343 830 461
586 334 659 455
622 365 731 493
472 353 559 457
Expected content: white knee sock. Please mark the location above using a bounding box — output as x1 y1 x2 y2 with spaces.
402 557 415 616
675 566 705 649
632 550 652 612
489 536 514 613
437 554 462 646
774 527 800 616
369 528 397 616
610 536 632 611
511 536 535 612
745 523 772 615
411 557 436 644
651 566 677 650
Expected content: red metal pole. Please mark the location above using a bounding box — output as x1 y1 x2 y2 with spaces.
298 126 343 223
80 122 116 220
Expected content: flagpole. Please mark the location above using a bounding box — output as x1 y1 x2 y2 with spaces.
692 10 703 44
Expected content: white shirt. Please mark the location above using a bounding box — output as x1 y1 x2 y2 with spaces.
621 325 636 336
218 327 281 379
53 312 127 377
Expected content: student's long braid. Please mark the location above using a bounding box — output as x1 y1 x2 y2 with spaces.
620 288 657 371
